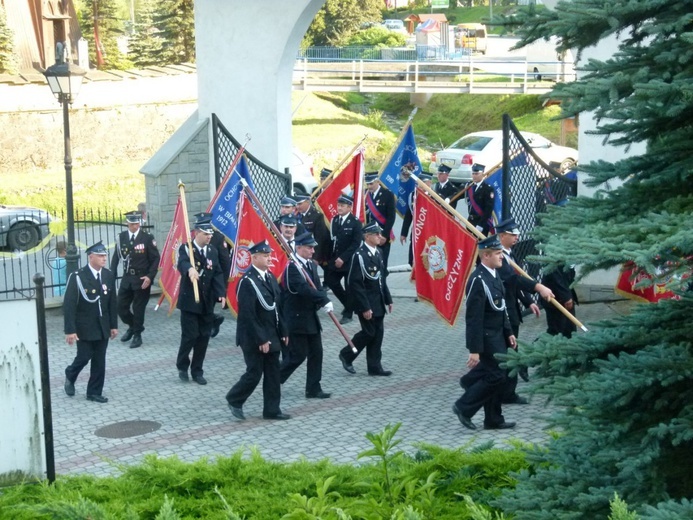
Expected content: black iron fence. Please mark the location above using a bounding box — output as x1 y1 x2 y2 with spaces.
212 113 291 220
0 209 153 301
501 114 578 284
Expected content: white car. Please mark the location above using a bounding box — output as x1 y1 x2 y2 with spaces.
291 147 318 195
382 19 408 35
429 130 578 184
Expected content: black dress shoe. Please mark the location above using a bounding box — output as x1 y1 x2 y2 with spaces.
211 314 225 338
339 315 353 325
484 421 516 430
305 391 331 399
121 328 134 342
86 394 109 403
192 375 207 385
129 334 143 349
263 412 291 420
368 369 392 376
228 404 246 420
452 404 477 430
178 370 189 382
518 367 530 382
64 378 75 397
339 353 356 374
504 395 529 405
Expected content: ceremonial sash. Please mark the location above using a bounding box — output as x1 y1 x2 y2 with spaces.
366 193 395 241
468 184 494 232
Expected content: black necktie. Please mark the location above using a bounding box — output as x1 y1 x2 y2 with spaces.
130 234 135 245
96 272 102 291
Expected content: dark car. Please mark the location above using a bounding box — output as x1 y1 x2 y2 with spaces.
0 205 53 251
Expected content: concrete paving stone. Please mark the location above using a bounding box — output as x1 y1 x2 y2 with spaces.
39 275 632 476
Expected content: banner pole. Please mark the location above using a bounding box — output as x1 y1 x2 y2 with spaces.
412 174 588 332
207 134 251 212
178 180 200 303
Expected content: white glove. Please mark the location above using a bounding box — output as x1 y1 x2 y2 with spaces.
321 302 334 314
444 197 450 204
475 225 484 232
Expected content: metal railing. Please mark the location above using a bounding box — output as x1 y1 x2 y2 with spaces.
297 45 471 62
0 209 153 300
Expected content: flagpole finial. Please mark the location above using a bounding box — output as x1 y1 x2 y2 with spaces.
178 179 185 189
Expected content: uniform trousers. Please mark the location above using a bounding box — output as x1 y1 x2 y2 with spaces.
280 333 323 394
176 310 214 377
501 322 521 403
117 275 151 333
455 353 507 427
339 314 385 373
324 269 351 316
546 305 576 338
226 349 281 416
65 339 108 396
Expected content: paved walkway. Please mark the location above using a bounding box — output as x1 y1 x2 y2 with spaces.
44 270 632 477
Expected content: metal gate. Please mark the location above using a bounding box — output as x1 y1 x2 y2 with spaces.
211 113 291 220
501 114 578 281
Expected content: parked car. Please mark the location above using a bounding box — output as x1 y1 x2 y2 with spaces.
382 19 408 35
0 204 52 251
429 130 578 184
291 147 318 195
525 37 576 82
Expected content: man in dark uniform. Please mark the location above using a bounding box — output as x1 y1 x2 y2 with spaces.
175 215 227 385
274 196 306 235
63 241 118 403
452 235 516 430
400 173 433 267
542 263 578 338
279 214 299 252
294 193 330 267
434 164 459 209
364 172 396 270
110 210 160 349
226 241 290 420
192 212 231 339
495 218 554 402
338 222 394 376
466 163 495 235
325 194 363 325
280 232 333 398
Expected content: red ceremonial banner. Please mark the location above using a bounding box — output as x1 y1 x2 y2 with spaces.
157 197 187 314
315 149 366 225
615 262 688 303
411 186 478 326
226 193 288 315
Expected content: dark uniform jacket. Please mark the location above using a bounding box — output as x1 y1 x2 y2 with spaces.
299 205 330 265
541 265 578 307
329 213 363 272
498 253 536 328
110 230 160 288
365 188 396 241
434 180 459 209
464 265 513 356
347 244 392 317
63 266 118 341
210 230 232 283
236 267 288 352
176 243 226 315
465 181 495 232
282 259 330 335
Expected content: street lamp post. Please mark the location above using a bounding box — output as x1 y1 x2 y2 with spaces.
43 44 87 277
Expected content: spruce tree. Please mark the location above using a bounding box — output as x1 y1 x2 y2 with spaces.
0 5 16 73
490 0 693 518
153 0 195 64
128 0 162 68
79 0 131 70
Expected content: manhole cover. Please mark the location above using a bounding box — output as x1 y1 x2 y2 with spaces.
94 420 161 439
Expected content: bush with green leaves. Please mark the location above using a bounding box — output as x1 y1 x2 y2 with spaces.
347 26 407 47
0 4 17 73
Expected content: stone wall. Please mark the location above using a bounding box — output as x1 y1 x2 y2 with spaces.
0 102 196 173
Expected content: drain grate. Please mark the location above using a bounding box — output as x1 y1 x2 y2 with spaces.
94 420 161 439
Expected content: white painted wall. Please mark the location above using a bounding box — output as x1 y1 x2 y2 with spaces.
195 0 325 180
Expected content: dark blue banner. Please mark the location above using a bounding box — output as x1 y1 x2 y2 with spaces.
379 125 422 216
211 156 256 245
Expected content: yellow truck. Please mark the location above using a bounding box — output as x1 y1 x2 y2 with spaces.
455 23 488 54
